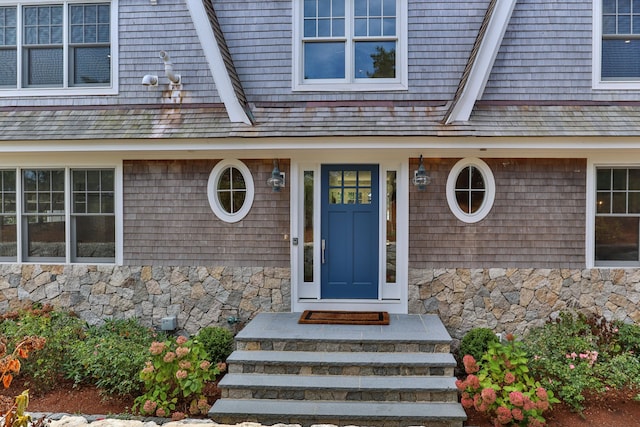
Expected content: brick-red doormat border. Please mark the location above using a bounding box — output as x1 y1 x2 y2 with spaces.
298 310 390 325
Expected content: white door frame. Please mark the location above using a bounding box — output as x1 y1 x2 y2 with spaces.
290 155 409 314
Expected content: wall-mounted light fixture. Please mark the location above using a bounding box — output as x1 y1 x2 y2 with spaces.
266 160 285 192
412 155 431 191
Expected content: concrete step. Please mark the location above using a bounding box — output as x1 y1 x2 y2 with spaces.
210 399 466 427
234 313 452 353
219 373 459 402
227 350 456 376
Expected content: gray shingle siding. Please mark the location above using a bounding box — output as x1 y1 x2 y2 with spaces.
5 0 221 107
6 0 640 108
123 159 290 267
409 158 586 269
483 0 595 101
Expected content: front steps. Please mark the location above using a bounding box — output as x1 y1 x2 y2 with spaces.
209 312 466 427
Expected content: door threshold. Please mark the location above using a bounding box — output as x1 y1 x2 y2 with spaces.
294 299 406 314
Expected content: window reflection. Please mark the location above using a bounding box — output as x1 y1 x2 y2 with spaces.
386 171 396 283
301 0 398 82
304 171 314 282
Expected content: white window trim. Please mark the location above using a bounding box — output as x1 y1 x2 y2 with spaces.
590 162 640 268
291 0 408 92
207 159 255 223
0 162 122 265
592 0 640 90
0 0 119 97
446 158 495 224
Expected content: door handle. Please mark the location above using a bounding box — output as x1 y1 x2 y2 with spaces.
321 239 326 264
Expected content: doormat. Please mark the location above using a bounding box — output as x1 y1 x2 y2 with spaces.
298 310 390 325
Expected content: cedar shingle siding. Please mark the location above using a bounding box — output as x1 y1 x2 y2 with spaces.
123 160 290 266
409 158 586 268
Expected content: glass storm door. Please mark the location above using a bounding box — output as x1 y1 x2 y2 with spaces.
321 165 379 299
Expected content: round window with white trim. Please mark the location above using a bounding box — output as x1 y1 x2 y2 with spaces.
446 158 495 223
207 160 254 223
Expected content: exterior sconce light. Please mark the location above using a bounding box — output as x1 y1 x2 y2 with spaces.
412 155 431 191
267 160 285 192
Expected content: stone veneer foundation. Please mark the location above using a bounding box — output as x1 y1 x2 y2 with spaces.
0 265 638 338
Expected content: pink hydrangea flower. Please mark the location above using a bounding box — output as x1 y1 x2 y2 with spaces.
508 391 525 407
200 360 211 371
504 371 516 385
149 341 166 355
176 346 190 358
143 400 157 414
176 335 188 345
481 387 497 405
461 396 474 409
141 361 154 374
495 406 513 424
163 351 176 363
536 387 548 401
463 354 479 374
175 369 188 380
465 374 480 390
511 408 524 421
536 399 550 411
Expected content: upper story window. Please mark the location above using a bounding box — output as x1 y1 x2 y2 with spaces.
293 0 407 91
0 0 117 96
594 0 640 88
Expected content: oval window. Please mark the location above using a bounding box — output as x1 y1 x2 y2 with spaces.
446 158 495 223
207 160 254 223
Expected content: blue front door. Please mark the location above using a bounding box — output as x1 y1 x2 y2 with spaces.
321 165 379 299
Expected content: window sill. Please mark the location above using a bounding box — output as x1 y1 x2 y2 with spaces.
592 80 640 90
293 82 408 92
0 86 118 97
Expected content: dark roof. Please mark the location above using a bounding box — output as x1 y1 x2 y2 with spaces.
3 102 640 142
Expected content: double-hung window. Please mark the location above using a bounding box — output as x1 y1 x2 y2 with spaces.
595 167 640 265
294 0 407 91
595 0 640 87
0 0 116 95
0 167 116 263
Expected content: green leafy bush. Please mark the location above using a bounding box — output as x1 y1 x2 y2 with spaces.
460 327 500 362
457 335 558 426
523 312 640 412
196 326 234 363
65 318 164 396
0 307 86 391
615 322 640 355
133 335 220 418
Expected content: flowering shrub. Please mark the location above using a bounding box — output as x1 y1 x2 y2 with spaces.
457 334 558 426
133 335 222 419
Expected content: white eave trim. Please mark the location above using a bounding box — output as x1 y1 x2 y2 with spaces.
444 0 517 124
185 0 252 125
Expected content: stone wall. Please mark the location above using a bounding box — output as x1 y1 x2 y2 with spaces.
0 264 290 335
410 268 640 339
1 264 639 341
